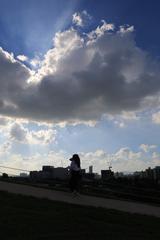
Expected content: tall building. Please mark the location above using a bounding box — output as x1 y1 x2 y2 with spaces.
101 170 114 180
42 166 54 173
153 166 160 181
89 166 93 174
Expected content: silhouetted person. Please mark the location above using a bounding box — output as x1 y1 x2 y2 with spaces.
69 154 81 196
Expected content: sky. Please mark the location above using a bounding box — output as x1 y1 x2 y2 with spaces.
0 0 160 175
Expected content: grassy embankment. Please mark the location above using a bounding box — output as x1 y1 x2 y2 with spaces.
0 190 160 240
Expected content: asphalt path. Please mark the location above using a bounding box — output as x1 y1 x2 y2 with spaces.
0 181 160 218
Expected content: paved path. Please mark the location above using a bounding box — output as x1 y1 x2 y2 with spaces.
0 181 160 218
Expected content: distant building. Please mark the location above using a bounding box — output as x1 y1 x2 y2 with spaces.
20 173 28 178
42 166 54 179
145 167 154 180
101 170 114 180
94 173 101 179
134 167 156 181
81 169 86 175
53 167 69 180
30 166 69 180
83 173 95 180
30 171 41 180
42 166 54 172
153 166 160 181
89 166 93 174
114 172 124 178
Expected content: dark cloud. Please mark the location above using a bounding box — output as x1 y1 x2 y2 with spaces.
10 123 27 142
0 26 160 123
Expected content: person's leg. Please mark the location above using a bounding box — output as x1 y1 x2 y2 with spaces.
74 173 80 193
69 175 74 192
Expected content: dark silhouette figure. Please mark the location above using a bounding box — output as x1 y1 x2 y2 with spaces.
69 154 81 195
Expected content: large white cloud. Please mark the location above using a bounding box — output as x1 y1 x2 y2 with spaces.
80 146 160 173
0 145 159 175
0 150 67 175
9 122 56 145
0 19 160 124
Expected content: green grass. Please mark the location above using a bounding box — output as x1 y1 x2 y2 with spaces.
0 191 160 240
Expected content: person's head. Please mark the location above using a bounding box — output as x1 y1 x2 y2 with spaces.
70 154 81 168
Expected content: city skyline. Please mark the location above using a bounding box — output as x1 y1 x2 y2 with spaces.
0 162 160 177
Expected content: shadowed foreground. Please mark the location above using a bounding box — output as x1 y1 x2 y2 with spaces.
0 181 160 217
0 191 160 240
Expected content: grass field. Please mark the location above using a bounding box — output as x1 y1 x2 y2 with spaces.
0 190 160 240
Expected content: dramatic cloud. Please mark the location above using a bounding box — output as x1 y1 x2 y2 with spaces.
10 123 27 142
72 10 92 27
0 150 67 175
104 110 139 128
30 57 41 68
27 129 57 145
0 47 31 118
0 145 159 174
80 147 160 173
0 19 160 124
0 117 8 125
9 123 56 145
17 55 28 62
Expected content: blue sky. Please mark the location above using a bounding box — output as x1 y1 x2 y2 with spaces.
1 0 160 57
0 0 160 174
0 0 78 57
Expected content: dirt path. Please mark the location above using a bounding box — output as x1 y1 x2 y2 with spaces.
0 181 160 218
